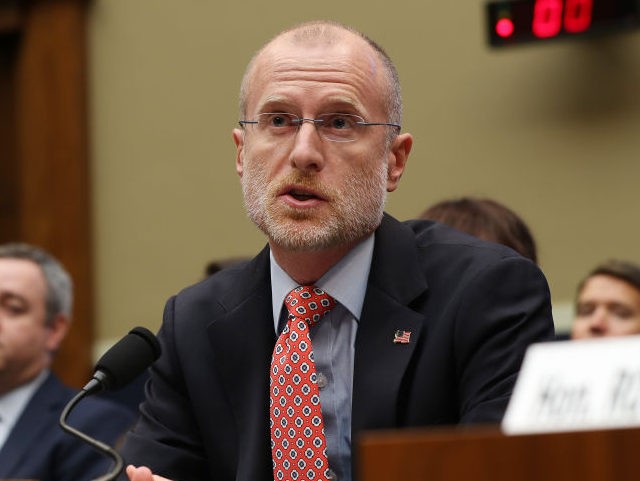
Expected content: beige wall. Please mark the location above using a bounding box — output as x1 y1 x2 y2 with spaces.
88 0 640 347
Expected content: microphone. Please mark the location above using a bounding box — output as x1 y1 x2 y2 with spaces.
59 326 161 481
84 326 162 395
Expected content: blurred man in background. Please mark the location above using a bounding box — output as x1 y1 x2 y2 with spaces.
0 242 135 481
571 259 640 339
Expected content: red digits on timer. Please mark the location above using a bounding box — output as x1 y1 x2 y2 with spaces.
532 0 593 38
564 0 593 33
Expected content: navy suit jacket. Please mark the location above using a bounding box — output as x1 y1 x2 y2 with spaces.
0 372 136 481
119 215 555 481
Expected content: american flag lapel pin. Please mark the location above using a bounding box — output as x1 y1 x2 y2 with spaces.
393 330 411 344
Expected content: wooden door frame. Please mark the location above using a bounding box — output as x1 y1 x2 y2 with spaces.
1 0 93 387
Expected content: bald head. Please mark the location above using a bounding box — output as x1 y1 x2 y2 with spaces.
238 21 402 125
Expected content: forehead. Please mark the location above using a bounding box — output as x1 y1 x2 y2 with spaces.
0 258 47 300
579 275 640 303
246 30 387 114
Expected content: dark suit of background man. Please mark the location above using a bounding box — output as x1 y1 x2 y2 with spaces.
0 243 135 481
121 20 555 481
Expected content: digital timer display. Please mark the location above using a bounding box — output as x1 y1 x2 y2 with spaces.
487 0 640 46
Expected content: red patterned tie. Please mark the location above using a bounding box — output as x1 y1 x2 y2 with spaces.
270 286 336 481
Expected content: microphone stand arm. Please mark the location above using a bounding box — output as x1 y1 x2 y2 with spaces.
59 389 124 481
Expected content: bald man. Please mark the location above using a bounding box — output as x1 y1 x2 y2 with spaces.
121 21 554 481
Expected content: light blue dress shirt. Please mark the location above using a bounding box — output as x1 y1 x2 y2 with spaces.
0 369 48 451
270 234 374 481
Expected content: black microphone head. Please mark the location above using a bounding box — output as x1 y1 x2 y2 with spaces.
92 326 161 392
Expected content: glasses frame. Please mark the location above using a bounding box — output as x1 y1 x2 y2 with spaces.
238 112 401 143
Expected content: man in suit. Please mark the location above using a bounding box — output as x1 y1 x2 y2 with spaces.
0 243 135 481
122 20 555 481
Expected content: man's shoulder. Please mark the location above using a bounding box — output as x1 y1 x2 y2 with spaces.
29 371 76 408
40 373 135 421
20 373 134 440
170 247 270 314
402 217 526 263
375 215 546 293
62 390 135 445
369 215 542 304
379 215 525 265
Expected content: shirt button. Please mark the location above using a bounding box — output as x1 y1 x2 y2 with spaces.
317 372 328 389
327 468 337 481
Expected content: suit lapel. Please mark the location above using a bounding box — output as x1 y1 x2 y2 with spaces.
352 215 429 434
0 373 66 476
206 247 275 480
202 218 429 477
206 247 275 410
206 283 275 412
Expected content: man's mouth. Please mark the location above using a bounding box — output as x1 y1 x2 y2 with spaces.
279 183 326 203
288 189 319 201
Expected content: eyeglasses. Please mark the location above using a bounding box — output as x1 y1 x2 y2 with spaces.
238 112 401 143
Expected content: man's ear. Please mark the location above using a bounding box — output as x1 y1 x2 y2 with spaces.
233 128 245 177
45 313 70 354
386 132 413 192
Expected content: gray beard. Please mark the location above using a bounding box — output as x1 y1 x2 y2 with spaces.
241 158 388 252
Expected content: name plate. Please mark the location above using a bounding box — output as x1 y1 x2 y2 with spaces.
502 335 640 434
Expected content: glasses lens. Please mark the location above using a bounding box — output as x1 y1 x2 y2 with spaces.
317 114 362 142
256 113 298 137
247 112 365 142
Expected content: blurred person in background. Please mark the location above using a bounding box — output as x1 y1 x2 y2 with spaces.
0 242 135 481
571 259 640 339
204 257 249 277
420 196 538 264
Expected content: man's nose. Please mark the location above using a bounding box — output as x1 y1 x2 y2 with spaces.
289 121 325 172
588 308 609 335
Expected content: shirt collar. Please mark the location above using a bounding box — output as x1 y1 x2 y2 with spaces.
270 234 375 331
0 370 49 430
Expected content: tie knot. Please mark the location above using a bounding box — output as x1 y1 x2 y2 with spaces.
284 285 336 326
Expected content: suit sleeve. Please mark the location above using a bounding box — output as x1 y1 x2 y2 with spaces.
452 255 555 423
